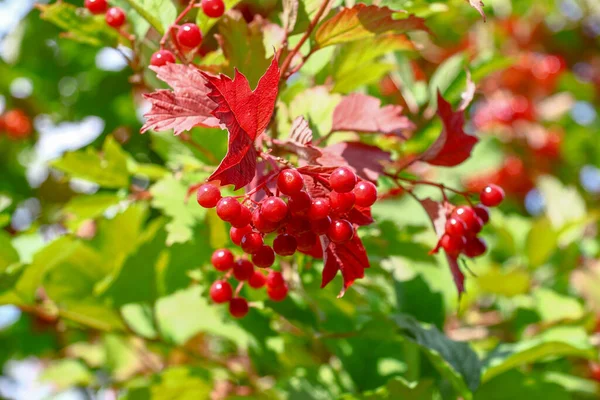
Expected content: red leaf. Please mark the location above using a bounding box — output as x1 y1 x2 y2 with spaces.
273 116 322 161
420 92 478 167
201 57 280 190
347 206 374 226
321 234 370 297
331 94 414 137
317 141 392 182
141 64 220 135
419 197 465 295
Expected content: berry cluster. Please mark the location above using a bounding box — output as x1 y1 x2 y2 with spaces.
198 166 377 317
84 0 127 29
435 184 505 259
149 0 226 67
209 249 289 318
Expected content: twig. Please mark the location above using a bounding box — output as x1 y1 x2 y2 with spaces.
279 0 331 80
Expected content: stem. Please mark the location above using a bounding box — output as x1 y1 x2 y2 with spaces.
393 175 474 203
279 0 331 80
160 0 197 48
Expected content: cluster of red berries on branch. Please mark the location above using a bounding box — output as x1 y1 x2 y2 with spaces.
84 0 127 29
0 109 32 140
433 184 505 259
150 0 226 67
197 166 378 317
209 248 289 318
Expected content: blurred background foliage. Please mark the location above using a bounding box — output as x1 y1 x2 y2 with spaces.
0 0 599 399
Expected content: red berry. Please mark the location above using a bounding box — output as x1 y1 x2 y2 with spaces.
150 50 176 67
248 270 266 288
230 206 252 228
230 225 252 246
177 23 202 48
229 297 249 318
296 231 317 251
288 191 311 216
273 234 297 256
473 205 490 224
277 169 304 195
329 167 357 193
266 271 284 288
480 184 505 207
445 217 467 237
197 183 221 208
211 248 234 271
329 191 355 214
287 216 311 234
85 0 107 14
353 181 377 207
210 280 232 303
308 198 330 220
267 284 288 301
261 197 288 223
233 259 254 281
252 245 275 268
252 209 279 233
440 234 466 257
201 0 225 18
327 220 354 244
105 7 126 28
216 197 241 222
470 217 484 235
240 232 263 254
464 237 487 258
452 206 478 232
310 216 331 235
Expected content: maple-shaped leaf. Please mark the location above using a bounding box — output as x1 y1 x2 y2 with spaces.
420 92 478 167
318 141 392 182
420 198 466 295
331 93 414 137
201 57 280 190
315 4 427 48
273 116 322 161
467 0 486 22
141 64 220 135
321 235 370 297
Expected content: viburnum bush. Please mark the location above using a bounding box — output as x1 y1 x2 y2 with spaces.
1 0 600 398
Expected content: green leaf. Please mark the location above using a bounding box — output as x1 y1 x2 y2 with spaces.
110 0 151 38
393 315 481 398
289 86 342 137
533 288 585 323
476 267 531 297
121 303 158 339
315 5 426 48
331 34 413 94
59 302 126 332
51 136 130 189
217 11 270 88
0 231 19 272
62 193 123 231
476 370 571 400
104 334 143 381
40 359 94 389
196 0 241 35
122 366 212 399
155 286 249 346
150 175 206 245
537 175 586 241
360 377 436 399
37 2 119 47
120 0 177 35
526 218 558 267
482 326 597 382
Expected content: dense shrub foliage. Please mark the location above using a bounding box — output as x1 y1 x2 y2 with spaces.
0 0 599 398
